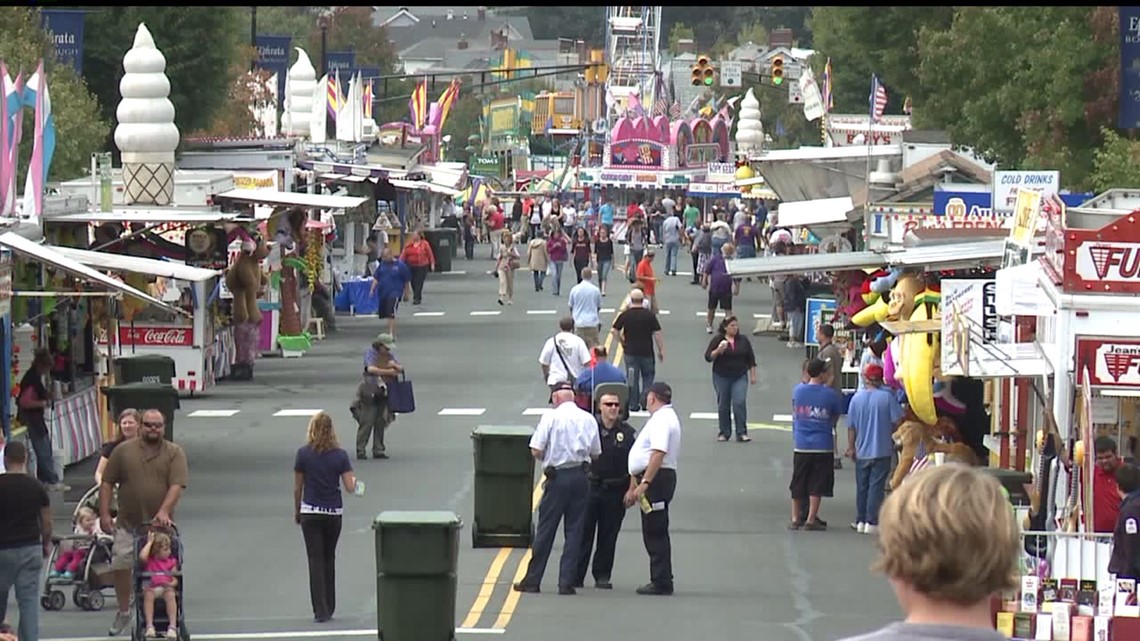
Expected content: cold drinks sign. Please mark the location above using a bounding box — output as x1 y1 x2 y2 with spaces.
992 170 1060 214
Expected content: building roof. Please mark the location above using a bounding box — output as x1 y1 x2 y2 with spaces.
852 150 993 208
387 17 533 55
374 6 484 27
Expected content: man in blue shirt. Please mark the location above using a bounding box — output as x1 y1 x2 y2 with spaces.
598 197 615 231
790 358 845 531
844 363 904 534
568 267 603 347
368 247 411 337
575 345 627 404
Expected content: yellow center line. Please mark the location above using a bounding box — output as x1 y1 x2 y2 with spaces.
486 292 632 630
459 547 512 629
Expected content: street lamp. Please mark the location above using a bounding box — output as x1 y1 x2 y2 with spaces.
318 14 331 77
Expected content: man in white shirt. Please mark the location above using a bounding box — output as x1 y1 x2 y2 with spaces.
568 268 603 348
625 381 680 596
514 382 602 595
539 317 592 393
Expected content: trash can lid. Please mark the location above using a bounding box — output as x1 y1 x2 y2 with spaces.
101 382 179 393
372 511 463 528
113 354 176 363
471 425 536 438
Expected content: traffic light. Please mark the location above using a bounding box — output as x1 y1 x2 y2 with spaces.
692 55 715 87
771 55 784 86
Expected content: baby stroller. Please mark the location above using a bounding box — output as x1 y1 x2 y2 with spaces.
41 485 116 611
131 523 190 641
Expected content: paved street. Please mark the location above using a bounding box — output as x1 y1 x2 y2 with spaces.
32 254 899 641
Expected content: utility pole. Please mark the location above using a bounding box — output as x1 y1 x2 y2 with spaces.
250 7 257 72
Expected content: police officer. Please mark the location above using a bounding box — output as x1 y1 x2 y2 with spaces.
626 381 681 596
1109 463 1140 580
514 382 601 595
573 391 636 589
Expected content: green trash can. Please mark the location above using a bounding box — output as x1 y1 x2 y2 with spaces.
471 425 536 548
113 354 177 385
421 229 454 273
373 511 462 641
101 383 181 441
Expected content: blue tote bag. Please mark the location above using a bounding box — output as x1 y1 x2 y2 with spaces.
387 372 416 414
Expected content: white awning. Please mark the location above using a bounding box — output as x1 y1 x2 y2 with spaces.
0 233 186 317
776 197 854 228
213 189 367 210
389 178 461 197
51 247 221 283
321 173 369 183
728 240 1008 277
47 210 243 224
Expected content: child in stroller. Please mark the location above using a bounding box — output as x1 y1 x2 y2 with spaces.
136 528 184 640
42 487 115 611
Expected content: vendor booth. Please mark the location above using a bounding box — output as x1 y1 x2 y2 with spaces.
0 232 186 469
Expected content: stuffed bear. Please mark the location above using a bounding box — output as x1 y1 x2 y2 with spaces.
225 237 270 325
890 416 979 490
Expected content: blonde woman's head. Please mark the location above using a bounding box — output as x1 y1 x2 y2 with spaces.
501 229 514 245
117 408 142 440
873 464 1019 607
305 411 339 453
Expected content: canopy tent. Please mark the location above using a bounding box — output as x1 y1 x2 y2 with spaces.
726 239 1012 278
455 182 494 206
525 169 577 194
212 189 368 210
0 232 186 317
51 247 221 283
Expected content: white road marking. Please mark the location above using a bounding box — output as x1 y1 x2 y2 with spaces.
753 313 772 319
697 310 729 317
676 271 693 276
772 414 794 423
601 307 616 313
438 408 487 416
749 423 792 432
658 310 670 315
413 311 445 317
441 270 468 275
526 309 557 315
273 409 323 417
186 409 240 418
629 410 650 418
522 407 550 416
689 412 719 420
42 629 503 641
469 310 502 316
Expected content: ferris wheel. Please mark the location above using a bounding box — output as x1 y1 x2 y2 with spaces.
604 6 662 122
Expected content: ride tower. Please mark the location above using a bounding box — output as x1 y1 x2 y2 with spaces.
604 6 662 122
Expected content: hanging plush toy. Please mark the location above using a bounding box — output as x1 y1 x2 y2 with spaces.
900 285 942 426
851 268 904 327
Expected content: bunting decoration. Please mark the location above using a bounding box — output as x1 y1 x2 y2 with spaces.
903 95 913 115
363 79 373 120
0 63 23 217
327 70 340 119
408 79 428 131
20 61 54 223
433 78 461 130
822 57 833 113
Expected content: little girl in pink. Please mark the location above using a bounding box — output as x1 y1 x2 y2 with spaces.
49 506 107 579
140 531 180 639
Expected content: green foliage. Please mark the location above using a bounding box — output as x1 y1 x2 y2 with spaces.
83 7 246 136
1091 128 1140 192
310 6 397 73
441 94 483 164
254 7 316 42
0 7 109 181
668 23 695 53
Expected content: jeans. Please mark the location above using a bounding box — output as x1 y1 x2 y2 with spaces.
787 310 805 343
664 241 680 274
354 398 390 456
597 259 612 285
0 544 43 641
855 457 892 525
712 372 749 438
712 236 727 258
409 265 429 303
625 355 656 410
300 514 342 620
574 483 627 585
573 259 589 283
551 261 565 295
532 269 546 291
690 252 700 282
26 419 59 485
522 466 588 588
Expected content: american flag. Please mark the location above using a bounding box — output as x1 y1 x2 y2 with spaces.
869 74 887 123
668 101 682 119
652 96 668 117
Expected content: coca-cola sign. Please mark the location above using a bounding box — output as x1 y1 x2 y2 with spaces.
1077 337 1140 389
119 326 193 347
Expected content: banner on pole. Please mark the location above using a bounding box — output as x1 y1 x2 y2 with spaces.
1120 6 1140 129
798 66 825 121
255 34 291 107
41 10 87 75
325 51 356 75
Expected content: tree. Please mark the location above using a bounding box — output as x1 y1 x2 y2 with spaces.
737 21 768 47
83 7 246 137
254 6 317 42
309 6 397 72
1090 128 1140 192
808 7 953 115
441 94 483 164
0 7 109 181
668 23 695 53
187 44 276 139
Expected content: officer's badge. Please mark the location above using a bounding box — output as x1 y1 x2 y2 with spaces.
616 433 624 442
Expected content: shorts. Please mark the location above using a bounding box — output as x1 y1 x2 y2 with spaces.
146 584 173 597
789 452 835 500
111 527 134 571
378 296 400 319
707 290 732 311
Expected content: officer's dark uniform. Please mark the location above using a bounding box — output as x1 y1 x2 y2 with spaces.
1109 490 1140 580
573 415 636 588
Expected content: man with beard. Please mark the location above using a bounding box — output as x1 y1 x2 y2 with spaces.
99 408 189 636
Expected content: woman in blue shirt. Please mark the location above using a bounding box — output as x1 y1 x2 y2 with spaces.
294 412 360 623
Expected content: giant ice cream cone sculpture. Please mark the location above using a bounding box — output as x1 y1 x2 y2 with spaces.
114 23 179 206
282 48 315 138
734 88 763 155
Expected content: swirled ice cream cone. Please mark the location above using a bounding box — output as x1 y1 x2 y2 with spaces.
114 23 179 205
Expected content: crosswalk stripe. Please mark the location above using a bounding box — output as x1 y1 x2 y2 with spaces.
441 270 468 275
413 311 445 317
273 409 323 417
470 311 501 316
658 310 670 315
689 412 719 420
438 408 487 416
526 310 557 315
748 423 792 432
772 414 793 423
522 407 549 416
600 308 616 313
187 409 240 418
629 410 650 418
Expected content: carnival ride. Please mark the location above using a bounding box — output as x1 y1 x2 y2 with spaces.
604 6 662 122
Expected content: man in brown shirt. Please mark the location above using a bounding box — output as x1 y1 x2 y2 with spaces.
99 408 189 636
816 324 846 470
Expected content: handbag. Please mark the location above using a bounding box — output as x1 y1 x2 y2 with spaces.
552 337 576 385
387 373 416 414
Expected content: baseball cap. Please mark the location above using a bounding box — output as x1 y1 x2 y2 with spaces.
863 363 884 380
373 333 397 347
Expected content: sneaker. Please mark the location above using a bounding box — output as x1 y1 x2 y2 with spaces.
144 627 157 639
109 610 132 636
61 570 75 580
863 524 879 535
851 522 866 533
49 569 62 578
165 628 178 640
705 325 713 334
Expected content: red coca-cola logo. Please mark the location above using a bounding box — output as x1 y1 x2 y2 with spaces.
119 327 192 347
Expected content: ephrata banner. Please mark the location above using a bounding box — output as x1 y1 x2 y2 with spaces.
255 34 291 106
1120 7 1140 129
41 10 87 74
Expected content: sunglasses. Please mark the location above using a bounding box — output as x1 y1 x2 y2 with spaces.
142 421 165 428
600 402 621 407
